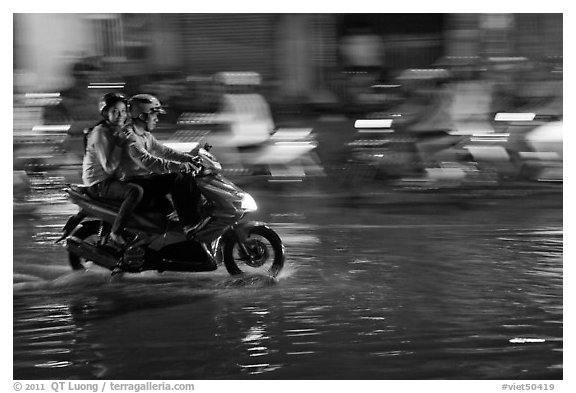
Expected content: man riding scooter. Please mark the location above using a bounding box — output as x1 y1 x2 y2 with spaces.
117 94 208 239
205 72 323 180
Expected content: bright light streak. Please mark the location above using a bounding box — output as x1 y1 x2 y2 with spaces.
87 85 125 89
274 141 317 146
470 132 510 142
355 119 393 128
370 84 401 88
25 93 60 98
472 133 510 137
509 338 546 344
268 179 303 183
358 129 394 134
31 125 71 132
494 113 536 122
271 128 313 140
470 137 509 142
488 56 528 62
163 142 198 152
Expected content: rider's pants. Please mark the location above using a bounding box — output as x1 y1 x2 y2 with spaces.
89 179 144 233
128 173 201 226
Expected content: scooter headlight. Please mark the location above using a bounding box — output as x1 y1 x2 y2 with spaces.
241 193 258 212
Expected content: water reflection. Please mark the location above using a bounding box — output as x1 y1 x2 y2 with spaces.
14 190 562 379
14 300 94 378
238 316 282 375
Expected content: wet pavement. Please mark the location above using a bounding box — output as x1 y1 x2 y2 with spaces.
13 175 562 380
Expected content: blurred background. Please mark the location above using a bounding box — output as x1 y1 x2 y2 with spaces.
13 13 562 200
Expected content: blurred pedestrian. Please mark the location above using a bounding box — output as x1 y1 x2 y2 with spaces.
215 72 275 147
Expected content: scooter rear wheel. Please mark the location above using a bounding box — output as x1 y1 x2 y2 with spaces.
222 225 285 277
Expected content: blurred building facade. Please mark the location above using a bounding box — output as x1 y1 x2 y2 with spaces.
14 13 562 96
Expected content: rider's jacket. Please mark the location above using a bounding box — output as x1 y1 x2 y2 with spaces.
82 122 123 186
116 123 190 180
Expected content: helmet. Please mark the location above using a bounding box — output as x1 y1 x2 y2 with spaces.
128 94 166 119
98 92 127 116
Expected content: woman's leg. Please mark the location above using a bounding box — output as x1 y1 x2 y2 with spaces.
98 179 144 235
112 183 143 234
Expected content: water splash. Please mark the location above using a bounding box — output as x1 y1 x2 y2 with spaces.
275 263 298 280
216 273 278 289
13 269 113 293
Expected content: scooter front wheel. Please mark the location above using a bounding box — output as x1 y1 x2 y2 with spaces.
222 225 285 277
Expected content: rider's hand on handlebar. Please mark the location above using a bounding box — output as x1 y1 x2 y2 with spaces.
186 155 202 165
179 162 200 175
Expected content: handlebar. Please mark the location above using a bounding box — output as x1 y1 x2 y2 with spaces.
184 145 222 176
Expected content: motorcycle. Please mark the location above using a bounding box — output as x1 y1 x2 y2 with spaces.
465 113 563 183
56 144 286 277
164 72 325 183
346 117 481 188
169 119 324 182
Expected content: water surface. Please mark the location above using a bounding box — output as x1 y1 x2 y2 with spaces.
13 179 563 379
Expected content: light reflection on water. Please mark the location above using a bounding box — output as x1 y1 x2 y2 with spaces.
13 185 562 379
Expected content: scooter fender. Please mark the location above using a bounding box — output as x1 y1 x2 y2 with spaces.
222 221 269 244
55 212 88 243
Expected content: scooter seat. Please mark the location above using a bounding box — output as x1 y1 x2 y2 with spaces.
68 184 123 208
69 184 91 194
66 186 168 230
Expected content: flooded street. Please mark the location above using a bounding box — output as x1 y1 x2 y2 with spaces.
13 177 563 380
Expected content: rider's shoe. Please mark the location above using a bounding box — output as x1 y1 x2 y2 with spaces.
167 211 179 223
183 217 211 240
200 241 217 267
111 266 125 279
109 232 127 249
